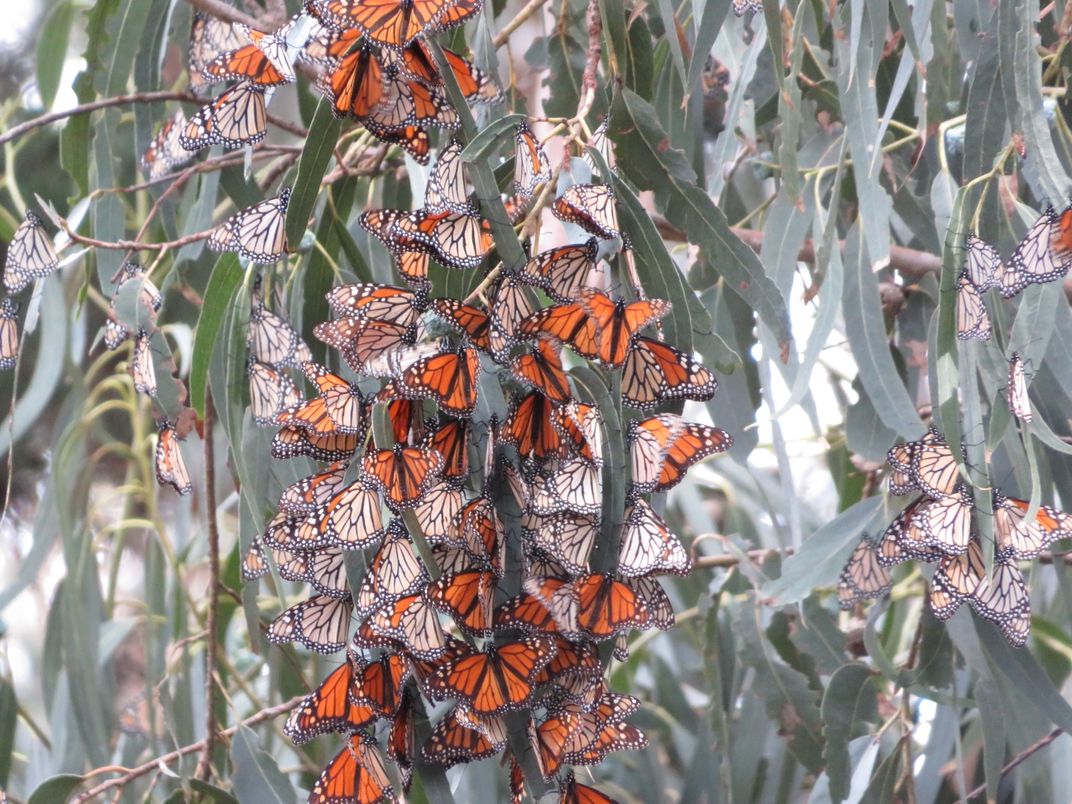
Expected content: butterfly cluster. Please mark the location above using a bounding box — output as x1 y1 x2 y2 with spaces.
838 425 1072 647
956 207 1072 342
231 100 731 797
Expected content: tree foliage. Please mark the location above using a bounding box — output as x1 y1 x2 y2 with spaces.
2 1 1072 803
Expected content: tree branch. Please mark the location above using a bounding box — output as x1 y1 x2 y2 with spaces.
493 0 552 47
72 695 305 802
0 91 197 147
966 728 1064 801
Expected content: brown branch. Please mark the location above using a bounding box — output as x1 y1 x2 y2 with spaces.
72 695 305 802
0 91 197 147
196 398 221 782
966 728 1064 801
60 219 215 252
493 0 551 47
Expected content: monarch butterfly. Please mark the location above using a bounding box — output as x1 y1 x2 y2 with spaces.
535 635 603 688
929 538 984 620
200 23 294 86
304 548 350 598
259 509 331 553
530 709 583 779
910 485 974 556
431 298 495 352
538 458 602 516
363 444 445 510
886 459 918 496
247 358 302 425
583 118 616 173
427 569 496 635
188 13 247 90
0 298 19 370
299 19 360 68
970 555 1031 647
837 538 891 609
528 574 652 641
284 660 378 744
521 511 598 576
875 497 944 566
500 392 563 460
629 414 732 493
487 274 538 360
355 523 427 611
312 478 387 549
309 732 394 804
368 49 459 131
272 425 360 462
992 492 1072 559
511 337 573 404
908 426 960 499
104 261 162 350
301 362 370 434
4 211 59 294
140 110 195 180
374 124 432 164
208 187 290 264
998 206 1072 298
308 0 483 48
964 232 1002 291
494 579 564 636
380 345 481 417
317 43 386 119
557 772 620 804
517 240 602 303
425 419 470 483
628 574 674 630
421 704 507 767
514 123 551 199
413 481 466 542
618 498 690 577
274 545 312 584
556 697 648 767
365 591 446 659
552 401 603 464
575 290 672 368
130 329 160 396
955 270 991 341
391 209 492 270
425 635 557 715
622 336 718 409
180 82 267 151
453 497 506 574
407 632 469 697
400 42 501 104
267 593 353 654
1007 351 1032 423
278 463 349 517
248 294 312 368
387 691 416 791
155 419 192 495
315 318 426 376
552 183 624 243
350 653 409 716
327 283 427 328
518 301 600 360
425 140 473 214
240 537 270 581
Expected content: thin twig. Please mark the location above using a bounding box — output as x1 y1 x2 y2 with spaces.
493 0 551 47
965 728 1064 801
72 695 305 801
59 219 215 252
195 397 221 781
0 92 197 147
